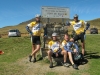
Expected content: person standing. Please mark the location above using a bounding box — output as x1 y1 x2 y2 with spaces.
26 14 45 63
66 14 90 55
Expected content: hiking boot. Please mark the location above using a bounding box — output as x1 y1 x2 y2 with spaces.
63 62 70 67
72 64 78 69
33 58 36 63
81 59 88 64
49 62 53 68
29 55 32 62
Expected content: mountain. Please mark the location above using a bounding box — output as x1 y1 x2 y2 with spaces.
0 18 35 34
0 18 100 34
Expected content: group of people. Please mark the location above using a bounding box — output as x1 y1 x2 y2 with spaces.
47 32 79 69
26 14 90 70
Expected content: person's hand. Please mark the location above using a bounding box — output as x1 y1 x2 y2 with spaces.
74 49 78 53
66 21 70 26
44 35 47 38
70 38 74 42
56 53 58 57
30 32 33 36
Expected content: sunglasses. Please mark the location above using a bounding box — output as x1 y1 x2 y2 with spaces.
74 17 78 19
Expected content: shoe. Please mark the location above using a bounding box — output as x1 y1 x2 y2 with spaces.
63 62 70 67
33 58 36 63
29 55 32 62
72 64 78 69
49 62 53 68
81 59 87 64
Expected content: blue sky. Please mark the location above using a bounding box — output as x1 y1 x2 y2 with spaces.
0 0 100 28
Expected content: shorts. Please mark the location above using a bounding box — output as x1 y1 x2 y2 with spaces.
73 32 85 43
52 51 63 58
31 36 41 45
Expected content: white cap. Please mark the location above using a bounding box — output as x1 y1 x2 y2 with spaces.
35 14 41 18
52 32 58 36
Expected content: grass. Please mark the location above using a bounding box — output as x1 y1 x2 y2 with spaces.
85 35 100 75
0 37 31 75
0 35 100 75
0 37 31 62
46 72 58 75
70 35 100 75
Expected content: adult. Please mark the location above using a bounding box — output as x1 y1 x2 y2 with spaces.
26 14 45 62
66 14 90 55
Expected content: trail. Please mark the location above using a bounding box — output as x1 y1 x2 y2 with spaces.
14 56 90 75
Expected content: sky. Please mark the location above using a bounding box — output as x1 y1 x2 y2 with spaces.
0 0 100 28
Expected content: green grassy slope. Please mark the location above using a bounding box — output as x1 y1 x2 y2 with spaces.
0 35 100 75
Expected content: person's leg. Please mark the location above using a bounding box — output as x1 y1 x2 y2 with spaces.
31 45 40 56
68 52 74 65
81 33 85 55
73 33 85 55
81 41 85 55
31 36 41 62
31 45 36 58
31 45 40 62
61 50 70 67
61 50 67 63
68 52 78 69
47 50 53 68
29 44 36 62
29 36 36 62
47 50 53 63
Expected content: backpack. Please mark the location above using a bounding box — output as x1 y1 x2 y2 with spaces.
73 52 84 65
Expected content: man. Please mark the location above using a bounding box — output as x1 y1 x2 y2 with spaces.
26 14 45 63
62 34 78 69
47 32 68 68
66 14 90 55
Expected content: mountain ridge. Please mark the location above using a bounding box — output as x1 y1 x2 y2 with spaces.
0 18 100 34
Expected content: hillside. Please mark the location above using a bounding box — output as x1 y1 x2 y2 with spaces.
0 18 100 34
0 18 35 34
0 35 100 75
88 18 100 28
0 18 70 34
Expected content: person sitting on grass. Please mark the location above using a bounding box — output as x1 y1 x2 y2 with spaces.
47 32 69 68
62 33 79 70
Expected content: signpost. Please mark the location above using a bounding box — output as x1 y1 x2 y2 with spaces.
41 6 70 19
41 6 70 48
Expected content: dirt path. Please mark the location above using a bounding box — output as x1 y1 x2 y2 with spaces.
14 56 90 75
